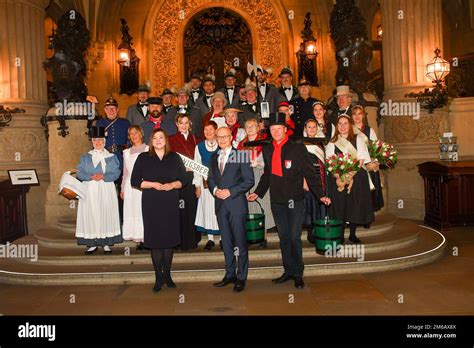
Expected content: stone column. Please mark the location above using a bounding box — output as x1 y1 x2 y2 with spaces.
380 0 448 220
381 0 444 100
0 0 50 233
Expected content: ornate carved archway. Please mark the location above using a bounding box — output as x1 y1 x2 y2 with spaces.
184 8 253 89
149 0 287 92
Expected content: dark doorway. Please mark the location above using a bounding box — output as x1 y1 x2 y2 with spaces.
184 8 253 89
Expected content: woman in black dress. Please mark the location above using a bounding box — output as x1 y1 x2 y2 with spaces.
351 105 384 212
131 128 190 292
325 114 374 244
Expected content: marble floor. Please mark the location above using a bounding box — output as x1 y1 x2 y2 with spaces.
0 228 473 316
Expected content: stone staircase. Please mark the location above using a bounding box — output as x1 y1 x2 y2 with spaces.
0 213 446 285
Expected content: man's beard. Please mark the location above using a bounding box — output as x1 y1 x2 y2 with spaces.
151 110 161 118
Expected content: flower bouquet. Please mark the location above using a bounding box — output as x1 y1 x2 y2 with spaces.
325 153 361 193
368 140 398 170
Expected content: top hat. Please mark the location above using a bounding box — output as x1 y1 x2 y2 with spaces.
89 126 106 138
268 112 288 127
336 85 351 97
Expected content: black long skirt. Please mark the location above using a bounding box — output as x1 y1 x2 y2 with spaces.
327 170 375 225
303 190 326 226
370 171 384 212
178 181 201 250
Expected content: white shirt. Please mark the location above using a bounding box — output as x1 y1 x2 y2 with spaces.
213 146 232 195
226 87 235 104
180 131 189 140
139 103 148 116
283 85 293 101
259 84 266 98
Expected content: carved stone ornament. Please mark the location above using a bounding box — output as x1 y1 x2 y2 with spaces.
152 0 283 92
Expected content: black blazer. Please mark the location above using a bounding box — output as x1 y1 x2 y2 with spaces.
207 148 255 214
254 139 324 204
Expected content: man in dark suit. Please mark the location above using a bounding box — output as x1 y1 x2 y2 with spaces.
126 84 150 126
188 74 204 106
219 70 240 108
238 84 260 126
161 89 174 115
256 65 285 113
195 75 216 116
208 127 254 292
167 87 204 137
278 66 299 102
248 112 331 289
290 78 321 136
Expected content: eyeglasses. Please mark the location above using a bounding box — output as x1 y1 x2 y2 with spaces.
216 135 231 140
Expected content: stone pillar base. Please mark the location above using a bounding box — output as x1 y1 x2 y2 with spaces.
44 111 91 226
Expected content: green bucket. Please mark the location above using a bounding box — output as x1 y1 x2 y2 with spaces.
246 200 266 245
313 218 344 255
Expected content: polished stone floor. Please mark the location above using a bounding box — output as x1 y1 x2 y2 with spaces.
0 228 473 316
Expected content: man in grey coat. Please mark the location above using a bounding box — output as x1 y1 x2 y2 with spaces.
126 85 150 126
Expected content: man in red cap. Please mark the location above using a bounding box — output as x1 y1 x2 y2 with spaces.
277 101 296 137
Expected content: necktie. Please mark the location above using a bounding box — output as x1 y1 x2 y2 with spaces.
284 87 291 91
219 150 226 174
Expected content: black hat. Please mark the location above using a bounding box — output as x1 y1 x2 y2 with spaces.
202 75 216 84
224 70 236 79
298 78 310 86
104 97 118 107
137 85 150 93
268 112 288 128
89 126 106 138
147 96 163 105
161 89 174 97
190 73 202 81
279 66 293 77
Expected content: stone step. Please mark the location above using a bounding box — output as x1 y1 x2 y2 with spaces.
21 220 416 266
0 222 446 286
38 213 397 249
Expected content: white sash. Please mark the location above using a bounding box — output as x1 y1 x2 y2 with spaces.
305 144 325 163
334 136 375 190
353 126 369 146
178 153 209 179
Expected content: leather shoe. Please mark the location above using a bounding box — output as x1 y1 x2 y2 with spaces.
136 242 144 251
272 273 294 284
233 279 246 293
219 240 223 250
204 240 215 251
294 276 305 289
213 276 236 287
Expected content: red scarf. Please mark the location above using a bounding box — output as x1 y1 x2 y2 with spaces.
271 134 289 177
149 114 163 129
286 118 295 137
238 132 266 160
229 123 241 142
